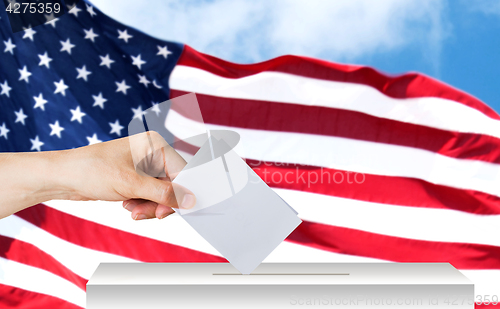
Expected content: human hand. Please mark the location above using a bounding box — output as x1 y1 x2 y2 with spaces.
54 131 196 220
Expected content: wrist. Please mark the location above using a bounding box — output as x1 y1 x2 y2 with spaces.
0 150 77 214
42 147 95 202
30 150 76 203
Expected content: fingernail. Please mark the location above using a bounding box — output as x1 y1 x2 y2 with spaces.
134 213 147 220
180 193 196 209
159 210 173 219
123 202 130 210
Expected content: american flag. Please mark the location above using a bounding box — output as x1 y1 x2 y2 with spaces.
1 1 499 308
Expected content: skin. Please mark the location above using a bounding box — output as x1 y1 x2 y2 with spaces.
0 131 196 220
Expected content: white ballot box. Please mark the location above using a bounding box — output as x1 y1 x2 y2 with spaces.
86 263 473 309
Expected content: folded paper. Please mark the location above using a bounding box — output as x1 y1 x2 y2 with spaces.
129 93 302 274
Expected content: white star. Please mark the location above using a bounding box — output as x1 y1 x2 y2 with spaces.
60 38 75 54
131 54 146 69
0 123 9 140
109 120 124 136
33 93 48 110
99 54 114 69
68 5 82 17
45 14 59 27
115 80 131 95
117 29 133 43
83 28 99 42
86 3 97 17
23 27 36 41
92 92 107 109
38 52 53 68
0 80 12 97
70 106 86 123
30 136 44 151
151 102 161 116
157 45 172 59
14 108 27 125
18 66 32 83
86 133 102 145
54 79 69 96
131 106 146 120
76 65 92 81
3 38 16 54
49 120 65 138
138 74 150 87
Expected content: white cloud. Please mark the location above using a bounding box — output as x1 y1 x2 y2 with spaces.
464 0 500 16
90 0 449 65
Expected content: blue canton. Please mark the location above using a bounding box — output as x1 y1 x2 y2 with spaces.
0 0 183 151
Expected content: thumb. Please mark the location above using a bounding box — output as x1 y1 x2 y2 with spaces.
133 175 196 209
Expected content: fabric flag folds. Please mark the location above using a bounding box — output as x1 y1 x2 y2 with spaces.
0 1 499 308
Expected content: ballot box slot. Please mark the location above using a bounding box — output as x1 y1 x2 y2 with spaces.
212 273 350 275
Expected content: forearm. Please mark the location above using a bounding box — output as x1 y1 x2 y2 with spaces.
0 132 194 221
0 150 74 218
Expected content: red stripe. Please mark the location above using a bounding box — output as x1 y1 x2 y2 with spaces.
169 137 500 216
0 284 81 309
171 90 500 165
15 204 227 263
248 160 500 215
0 234 87 290
287 220 500 270
177 45 500 120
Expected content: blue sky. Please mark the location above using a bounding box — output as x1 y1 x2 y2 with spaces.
91 0 500 113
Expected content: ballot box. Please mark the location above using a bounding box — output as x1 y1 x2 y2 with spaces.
86 263 474 309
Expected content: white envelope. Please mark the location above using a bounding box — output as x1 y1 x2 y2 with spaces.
173 132 302 274
128 93 302 274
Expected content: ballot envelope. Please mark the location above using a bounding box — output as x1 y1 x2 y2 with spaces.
128 93 302 274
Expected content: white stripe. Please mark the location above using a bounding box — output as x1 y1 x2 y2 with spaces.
0 257 85 308
166 110 500 197
43 200 222 257
0 215 135 279
170 65 500 139
264 241 388 263
274 188 500 247
43 201 383 263
45 192 500 258
43 200 386 263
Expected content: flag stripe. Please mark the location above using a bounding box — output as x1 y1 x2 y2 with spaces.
249 160 500 215
39 189 500 269
172 137 500 216
43 200 223 257
170 65 500 139
171 89 500 165
0 284 82 309
0 257 86 308
0 235 87 290
39 193 500 269
177 45 500 121
287 221 500 270
45 200 390 264
0 214 133 279
15 204 226 263
166 110 500 198
276 188 500 248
